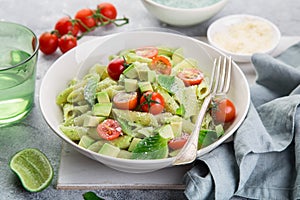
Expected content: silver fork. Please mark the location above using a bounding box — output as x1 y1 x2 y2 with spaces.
173 56 232 166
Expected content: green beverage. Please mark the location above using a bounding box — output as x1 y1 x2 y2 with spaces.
0 21 39 127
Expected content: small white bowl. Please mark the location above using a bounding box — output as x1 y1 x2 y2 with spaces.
141 0 229 26
207 14 281 62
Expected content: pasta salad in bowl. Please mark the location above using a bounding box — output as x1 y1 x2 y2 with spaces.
40 31 250 173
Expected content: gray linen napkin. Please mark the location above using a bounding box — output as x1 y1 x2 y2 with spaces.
184 42 300 200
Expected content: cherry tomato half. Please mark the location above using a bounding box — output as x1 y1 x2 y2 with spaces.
177 68 204 86
39 32 59 55
75 8 97 32
54 16 80 37
168 134 189 150
97 119 122 140
140 91 165 115
211 98 236 124
150 55 172 75
107 58 126 81
58 34 77 54
135 46 158 59
97 2 117 22
113 92 138 110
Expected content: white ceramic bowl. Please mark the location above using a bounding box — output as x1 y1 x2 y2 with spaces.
141 0 229 26
207 14 281 62
40 31 250 173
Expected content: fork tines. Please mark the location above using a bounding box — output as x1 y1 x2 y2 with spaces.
210 56 232 96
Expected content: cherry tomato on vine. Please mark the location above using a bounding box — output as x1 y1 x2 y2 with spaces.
113 92 138 110
168 134 189 150
58 34 77 54
97 119 122 140
135 46 158 59
177 68 204 86
107 58 126 81
140 91 165 115
39 32 59 55
54 16 80 37
150 55 172 75
97 2 117 22
74 8 97 32
211 98 236 124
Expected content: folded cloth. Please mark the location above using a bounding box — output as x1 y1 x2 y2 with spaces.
183 42 300 200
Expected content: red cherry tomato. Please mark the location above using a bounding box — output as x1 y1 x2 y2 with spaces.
140 91 165 115
97 2 117 22
168 134 189 150
97 119 122 140
150 55 172 75
211 98 236 123
107 58 126 80
135 47 158 59
74 8 97 32
54 16 80 37
177 68 204 86
38 32 59 55
113 92 138 110
58 34 77 54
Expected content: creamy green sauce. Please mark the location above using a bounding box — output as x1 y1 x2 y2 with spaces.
152 0 222 9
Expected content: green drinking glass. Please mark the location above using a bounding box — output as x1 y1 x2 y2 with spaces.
0 21 39 127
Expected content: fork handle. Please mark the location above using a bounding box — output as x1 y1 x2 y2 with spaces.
173 94 212 165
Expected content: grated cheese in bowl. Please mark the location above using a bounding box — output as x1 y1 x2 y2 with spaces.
207 15 281 62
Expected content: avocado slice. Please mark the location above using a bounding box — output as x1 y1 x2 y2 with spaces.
138 81 153 93
92 103 112 117
138 69 156 82
98 143 120 157
83 115 106 127
172 48 184 65
170 118 183 138
158 124 174 140
125 52 152 64
78 135 95 149
117 150 133 159
96 91 110 103
124 78 138 92
87 140 106 152
110 135 133 149
157 46 174 57
128 137 142 152
123 64 138 79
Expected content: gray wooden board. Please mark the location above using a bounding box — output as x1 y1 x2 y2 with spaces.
57 36 300 190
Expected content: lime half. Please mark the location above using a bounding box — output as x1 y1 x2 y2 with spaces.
9 148 54 192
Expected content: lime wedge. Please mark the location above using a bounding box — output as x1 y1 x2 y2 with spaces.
9 148 53 192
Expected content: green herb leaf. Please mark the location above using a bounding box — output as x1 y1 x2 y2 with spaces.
83 191 105 200
198 129 218 148
157 74 175 94
132 133 168 159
